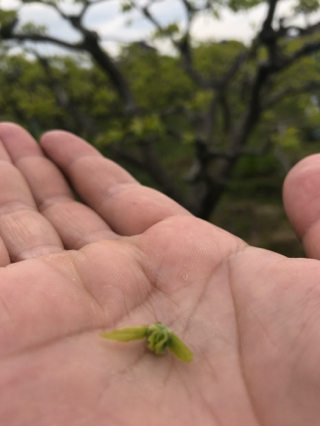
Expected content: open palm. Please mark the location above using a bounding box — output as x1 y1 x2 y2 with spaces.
1 123 320 426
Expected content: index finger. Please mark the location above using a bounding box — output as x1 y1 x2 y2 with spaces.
40 131 191 236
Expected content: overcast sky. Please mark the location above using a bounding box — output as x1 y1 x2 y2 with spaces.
1 0 319 56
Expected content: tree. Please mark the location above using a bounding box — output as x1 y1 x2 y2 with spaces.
1 0 320 220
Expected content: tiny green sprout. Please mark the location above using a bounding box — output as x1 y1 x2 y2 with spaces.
100 322 193 363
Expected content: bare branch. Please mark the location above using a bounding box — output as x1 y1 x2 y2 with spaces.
128 0 163 32
282 40 320 69
263 81 320 109
180 0 198 34
79 1 91 20
138 137 186 204
177 35 217 88
259 0 280 63
128 0 214 89
0 31 83 51
262 0 279 31
42 0 68 19
219 94 232 133
286 21 320 37
221 49 249 86
231 64 270 152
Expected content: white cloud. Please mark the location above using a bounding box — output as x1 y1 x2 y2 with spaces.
190 6 267 44
2 0 320 57
18 4 80 43
0 0 20 8
84 1 120 28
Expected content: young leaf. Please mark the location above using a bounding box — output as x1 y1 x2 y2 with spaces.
146 322 171 355
100 325 148 342
168 332 193 363
101 322 193 363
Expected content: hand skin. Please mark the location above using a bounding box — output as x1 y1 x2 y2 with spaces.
0 123 320 426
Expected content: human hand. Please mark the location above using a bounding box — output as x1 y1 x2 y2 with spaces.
0 123 320 426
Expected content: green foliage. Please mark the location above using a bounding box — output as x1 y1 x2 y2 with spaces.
228 0 263 11
0 9 17 26
130 114 164 138
306 105 320 125
0 36 316 193
20 22 47 35
154 23 180 39
193 40 245 79
0 52 119 138
271 127 301 150
95 128 123 147
121 2 134 12
119 44 195 109
187 90 213 110
184 0 264 14
294 0 320 14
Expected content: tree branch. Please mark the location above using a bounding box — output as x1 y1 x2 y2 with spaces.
259 0 280 64
178 35 217 88
219 94 232 133
263 81 320 109
221 49 249 86
128 0 215 89
262 0 279 31
0 31 83 51
138 138 186 204
282 40 320 69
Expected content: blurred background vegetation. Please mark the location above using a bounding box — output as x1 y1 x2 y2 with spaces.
1 0 320 257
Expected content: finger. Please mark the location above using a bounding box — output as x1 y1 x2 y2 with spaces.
0 123 117 249
40 131 191 236
0 159 63 262
0 237 10 267
0 138 18 266
283 154 320 259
